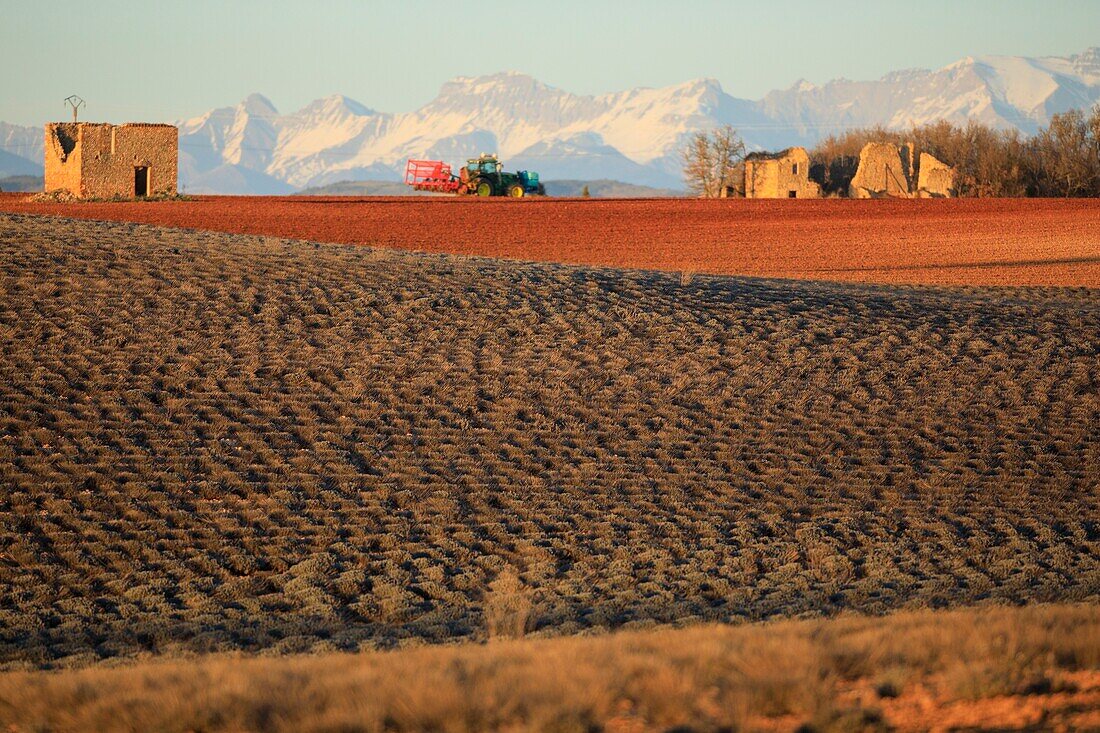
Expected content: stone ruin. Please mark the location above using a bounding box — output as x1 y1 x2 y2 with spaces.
916 152 956 198
849 142 955 198
849 142 913 198
44 122 178 199
736 141 955 199
743 146 821 198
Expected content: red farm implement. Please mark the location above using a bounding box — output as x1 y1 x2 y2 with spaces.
404 159 463 193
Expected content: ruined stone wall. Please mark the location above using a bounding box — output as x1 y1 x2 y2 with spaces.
917 152 956 198
43 123 83 195
744 147 821 199
80 124 178 198
849 143 914 198
774 148 820 199
744 158 779 198
42 122 178 198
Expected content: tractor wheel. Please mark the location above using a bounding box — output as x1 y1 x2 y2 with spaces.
507 183 525 198
474 179 494 197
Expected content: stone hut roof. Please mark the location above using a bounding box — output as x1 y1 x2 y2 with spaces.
53 122 176 128
745 148 791 162
744 147 806 162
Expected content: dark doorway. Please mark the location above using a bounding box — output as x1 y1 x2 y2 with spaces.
134 166 149 197
788 190 797 198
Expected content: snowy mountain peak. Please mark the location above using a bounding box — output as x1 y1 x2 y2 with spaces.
1075 47 1100 65
684 77 723 90
882 67 932 83
1068 47 1100 82
296 94 375 119
651 78 726 113
450 70 535 83
240 93 278 117
945 55 977 70
439 71 553 98
655 77 722 97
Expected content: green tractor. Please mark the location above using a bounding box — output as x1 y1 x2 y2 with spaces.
458 154 544 197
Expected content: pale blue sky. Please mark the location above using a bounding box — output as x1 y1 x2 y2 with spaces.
2 0 1097 126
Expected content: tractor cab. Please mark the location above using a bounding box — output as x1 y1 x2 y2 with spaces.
465 154 503 178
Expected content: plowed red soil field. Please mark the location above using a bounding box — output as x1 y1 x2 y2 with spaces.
2 194 1098 286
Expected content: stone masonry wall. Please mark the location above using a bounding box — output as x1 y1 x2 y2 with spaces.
917 152 956 198
744 147 821 199
43 123 177 198
43 123 83 196
849 143 914 198
744 159 778 198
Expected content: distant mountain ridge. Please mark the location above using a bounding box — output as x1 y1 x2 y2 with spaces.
2 47 1098 193
0 124 43 177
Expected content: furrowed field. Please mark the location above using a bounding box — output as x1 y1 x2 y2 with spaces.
0 209 1097 730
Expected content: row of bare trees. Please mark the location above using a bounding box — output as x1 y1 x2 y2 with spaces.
684 106 1100 197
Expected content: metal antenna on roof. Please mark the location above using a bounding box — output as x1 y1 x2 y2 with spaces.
64 95 85 122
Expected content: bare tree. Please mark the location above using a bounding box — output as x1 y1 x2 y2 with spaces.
682 125 746 197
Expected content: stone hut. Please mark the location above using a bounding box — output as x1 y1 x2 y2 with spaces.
44 122 178 198
916 152 956 197
743 146 821 198
848 142 914 198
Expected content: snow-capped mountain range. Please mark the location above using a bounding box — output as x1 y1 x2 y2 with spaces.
3 48 1099 193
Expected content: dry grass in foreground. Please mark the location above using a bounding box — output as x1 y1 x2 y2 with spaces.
1 604 1098 732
